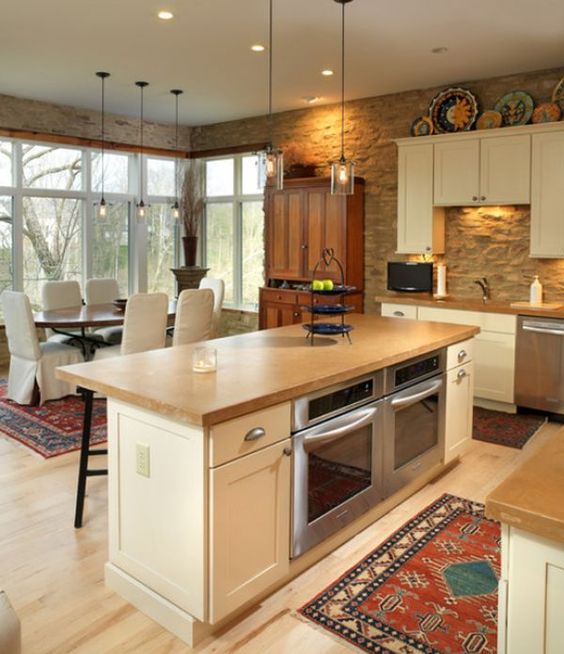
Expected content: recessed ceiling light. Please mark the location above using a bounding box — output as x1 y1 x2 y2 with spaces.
251 44 265 52
321 69 334 77
431 46 448 54
303 96 321 104
158 10 174 20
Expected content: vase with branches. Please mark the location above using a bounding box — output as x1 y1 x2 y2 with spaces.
179 160 204 266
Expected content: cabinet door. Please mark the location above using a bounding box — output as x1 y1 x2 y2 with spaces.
474 332 516 403
530 132 564 258
381 303 418 319
397 143 444 254
434 139 480 205
209 439 291 623
260 302 300 329
267 190 304 279
303 189 346 281
444 362 474 464
480 135 530 204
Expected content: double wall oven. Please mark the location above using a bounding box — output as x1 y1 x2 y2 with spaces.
291 350 446 558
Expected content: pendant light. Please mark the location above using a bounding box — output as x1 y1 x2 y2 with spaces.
96 71 110 218
136 81 149 218
330 0 355 196
170 89 183 219
258 0 283 190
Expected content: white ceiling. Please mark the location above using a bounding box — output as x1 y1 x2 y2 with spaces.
2 0 564 126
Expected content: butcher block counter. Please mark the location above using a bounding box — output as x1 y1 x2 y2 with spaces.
57 313 478 427
56 315 479 648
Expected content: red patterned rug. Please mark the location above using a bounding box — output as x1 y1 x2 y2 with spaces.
299 494 500 654
473 405 545 449
0 380 106 458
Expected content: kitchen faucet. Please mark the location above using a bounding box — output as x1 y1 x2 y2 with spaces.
473 277 490 303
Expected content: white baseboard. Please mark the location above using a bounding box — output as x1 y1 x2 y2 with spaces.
474 398 516 414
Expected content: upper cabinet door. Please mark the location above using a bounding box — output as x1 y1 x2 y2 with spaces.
397 143 445 254
480 135 530 204
267 190 304 280
530 132 564 258
434 140 480 205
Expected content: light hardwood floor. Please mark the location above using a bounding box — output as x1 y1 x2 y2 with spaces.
0 406 560 653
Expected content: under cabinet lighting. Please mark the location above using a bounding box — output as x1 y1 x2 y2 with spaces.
158 10 174 20
251 44 265 52
321 69 334 76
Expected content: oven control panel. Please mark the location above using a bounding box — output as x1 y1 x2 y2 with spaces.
385 349 445 394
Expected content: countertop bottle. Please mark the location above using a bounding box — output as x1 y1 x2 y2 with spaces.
530 275 543 305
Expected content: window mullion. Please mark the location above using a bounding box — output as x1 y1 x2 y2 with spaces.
12 142 23 292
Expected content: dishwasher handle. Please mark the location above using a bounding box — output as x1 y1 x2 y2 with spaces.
302 406 378 447
390 378 443 411
522 324 564 337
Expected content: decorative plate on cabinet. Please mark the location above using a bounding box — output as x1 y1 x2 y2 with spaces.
410 116 434 137
532 101 561 124
476 110 503 130
429 87 479 133
494 90 534 126
552 76 564 113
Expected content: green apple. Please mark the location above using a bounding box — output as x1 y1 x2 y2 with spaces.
311 280 324 291
323 279 334 291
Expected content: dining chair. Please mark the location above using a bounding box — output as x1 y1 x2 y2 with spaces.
199 277 225 337
171 288 214 346
41 280 83 345
75 292 168 528
1 291 84 405
85 278 123 345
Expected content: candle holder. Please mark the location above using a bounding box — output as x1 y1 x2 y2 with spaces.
192 346 217 373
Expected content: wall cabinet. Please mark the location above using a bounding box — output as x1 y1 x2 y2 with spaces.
530 131 564 258
260 177 364 329
444 339 474 464
433 135 530 206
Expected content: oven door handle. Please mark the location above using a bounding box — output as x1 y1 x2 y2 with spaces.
390 378 443 411
302 406 378 446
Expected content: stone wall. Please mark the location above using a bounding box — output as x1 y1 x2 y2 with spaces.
218 309 259 337
0 93 191 150
192 66 564 312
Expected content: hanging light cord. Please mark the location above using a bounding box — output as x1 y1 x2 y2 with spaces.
140 86 144 199
175 92 179 199
268 0 273 145
340 0 346 159
101 75 106 194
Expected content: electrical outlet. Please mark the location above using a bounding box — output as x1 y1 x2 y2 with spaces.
136 442 150 478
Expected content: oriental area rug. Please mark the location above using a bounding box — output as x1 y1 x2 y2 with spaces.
299 494 500 654
472 406 546 449
0 380 106 458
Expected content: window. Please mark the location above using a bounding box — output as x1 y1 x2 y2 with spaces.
0 141 13 186
146 203 177 296
22 145 82 190
91 202 129 296
91 152 129 194
203 154 264 309
0 196 13 300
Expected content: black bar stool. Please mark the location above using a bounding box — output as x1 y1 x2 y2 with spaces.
74 388 107 528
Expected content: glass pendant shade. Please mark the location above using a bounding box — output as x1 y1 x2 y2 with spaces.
258 145 283 189
137 200 146 218
330 156 355 195
99 197 107 218
171 200 180 219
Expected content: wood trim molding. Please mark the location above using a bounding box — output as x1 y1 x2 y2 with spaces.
188 143 267 159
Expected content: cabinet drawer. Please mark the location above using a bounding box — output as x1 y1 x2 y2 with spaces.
381 303 418 319
446 338 474 370
418 306 516 334
209 402 291 467
260 288 297 305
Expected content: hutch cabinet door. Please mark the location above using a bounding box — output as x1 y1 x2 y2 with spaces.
267 190 305 279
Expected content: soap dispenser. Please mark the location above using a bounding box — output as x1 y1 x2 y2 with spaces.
530 275 543 306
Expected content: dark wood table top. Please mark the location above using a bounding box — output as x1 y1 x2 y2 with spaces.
34 302 176 328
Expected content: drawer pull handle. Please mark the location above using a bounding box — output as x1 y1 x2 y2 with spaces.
283 447 292 456
393 311 405 317
457 350 467 362
244 427 266 442
457 369 467 380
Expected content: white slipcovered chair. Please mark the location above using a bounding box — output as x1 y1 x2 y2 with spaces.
2 291 83 404
199 277 225 337
41 279 83 345
85 278 123 345
0 588 20 654
171 289 214 347
94 292 168 360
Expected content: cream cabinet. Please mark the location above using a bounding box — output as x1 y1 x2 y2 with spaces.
396 143 445 254
380 302 418 320
498 525 564 654
530 131 564 258
444 339 474 464
434 135 530 206
209 438 291 623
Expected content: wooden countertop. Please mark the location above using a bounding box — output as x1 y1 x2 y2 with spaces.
375 292 564 318
486 428 564 543
57 314 478 427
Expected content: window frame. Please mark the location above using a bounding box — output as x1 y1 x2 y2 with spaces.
202 153 264 311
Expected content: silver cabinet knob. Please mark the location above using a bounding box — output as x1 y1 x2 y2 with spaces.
425 246 431 252
393 311 405 317
472 196 478 201
457 349 467 362
244 427 266 441
457 369 467 380
283 447 292 456
480 196 486 201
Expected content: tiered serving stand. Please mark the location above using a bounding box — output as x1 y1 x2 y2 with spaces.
301 248 356 345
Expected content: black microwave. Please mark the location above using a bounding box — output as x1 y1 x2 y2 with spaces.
387 262 433 292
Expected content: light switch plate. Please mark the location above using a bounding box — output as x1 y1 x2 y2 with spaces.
136 442 150 478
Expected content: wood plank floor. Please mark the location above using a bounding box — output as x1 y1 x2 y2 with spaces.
0 405 560 653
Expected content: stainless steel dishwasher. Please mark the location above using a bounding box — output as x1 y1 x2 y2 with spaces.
515 315 564 416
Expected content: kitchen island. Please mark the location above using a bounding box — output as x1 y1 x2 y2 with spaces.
58 314 479 646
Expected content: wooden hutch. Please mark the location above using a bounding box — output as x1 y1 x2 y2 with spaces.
259 176 365 330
